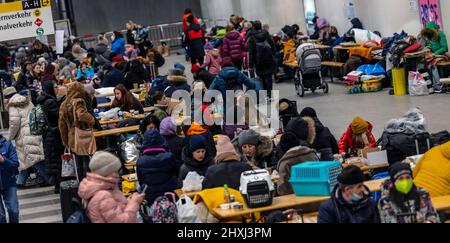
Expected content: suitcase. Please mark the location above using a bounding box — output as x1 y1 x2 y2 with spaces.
60 180 81 222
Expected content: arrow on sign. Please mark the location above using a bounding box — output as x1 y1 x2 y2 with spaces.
34 18 43 27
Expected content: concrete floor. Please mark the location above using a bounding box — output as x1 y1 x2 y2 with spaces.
153 51 450 140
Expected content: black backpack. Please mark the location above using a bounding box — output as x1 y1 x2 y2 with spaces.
255 38 274 66
65 198 91 224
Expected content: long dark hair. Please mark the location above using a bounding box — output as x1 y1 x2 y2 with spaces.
111 84 140 111
389 184 421 214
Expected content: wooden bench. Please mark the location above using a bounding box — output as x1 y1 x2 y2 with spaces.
94 125 140 138
321 61 345 83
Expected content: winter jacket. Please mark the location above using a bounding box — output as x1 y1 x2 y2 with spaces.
221 30 245 62
163 135 184 162
422 22 448 55
37 93 64 176
203 158 251 190
182 13 198 32
7 94 45 171
338 121 377 154
201 53 222 75
94 43 112 66
185 24 205 58
233 133 276 170
124 60 147 89
247 30 276 77
164 75 191 98
0 135 19 190
59 83 96 154
78 173 141 223
378 179 440 223
178 146 213 186
57 58 77 81
276 146 319 196
101 66 126 88
283 39 297 63
111 37 126 56
318 185 380 223
76 68 95 81
413 141 450 197
209 67 261 100
306 117 339 161
137 130 181 205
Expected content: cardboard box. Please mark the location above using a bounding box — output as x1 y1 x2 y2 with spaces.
367 150 389 166
358 147 381 159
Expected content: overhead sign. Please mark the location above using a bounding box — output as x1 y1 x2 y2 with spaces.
0 0 55 42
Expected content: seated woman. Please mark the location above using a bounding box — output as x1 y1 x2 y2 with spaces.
233 129 276 170
202 136 251 190
76 63 95 81
137 129 181 205
159 117 184 161
413 141 450 198
378 163 440 223
179 135 213 186
78 151 145 223
338 116 376 156
111 84 144 114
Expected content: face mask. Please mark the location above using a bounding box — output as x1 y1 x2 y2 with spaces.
395 179 414 195
351 193 363 203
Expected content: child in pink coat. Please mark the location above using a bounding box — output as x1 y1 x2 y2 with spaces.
201 43 222 75
78 151 145 223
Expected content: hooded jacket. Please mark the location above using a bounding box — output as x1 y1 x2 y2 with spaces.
276 146 319 196
59 82 96 153
202 154 251 190
233 131 276 170
318 185 380 223
209 67 261 100
413 141 450 197
178 146 213 186
111 37 126 56
57 58 77 81
94 43 112 66
78 173 141 223
305 116 339 161
0 135 19 190
247 29 276 76
338 121 377 154
221 30 245 62
185 24 205 58
101 64 126 88
421 22 448 55
7 94 45 171
159 118 184 161
137 130 181 205
164 74 191 98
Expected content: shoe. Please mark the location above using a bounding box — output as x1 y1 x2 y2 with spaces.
434 89 443 93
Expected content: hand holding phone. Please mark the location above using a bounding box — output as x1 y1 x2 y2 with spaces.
138 184 148 194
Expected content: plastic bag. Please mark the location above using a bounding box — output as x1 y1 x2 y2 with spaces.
357 63 386 76
177 195 200 223
98 107 120 120
120 137 140 163
408 72 429 96
61 148 76 179
182 172 204 192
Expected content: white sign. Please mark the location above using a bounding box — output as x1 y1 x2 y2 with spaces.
0 0 55 42
409 0 418 11
55 30 65 54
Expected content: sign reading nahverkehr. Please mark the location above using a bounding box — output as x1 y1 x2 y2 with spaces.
0 0 55 42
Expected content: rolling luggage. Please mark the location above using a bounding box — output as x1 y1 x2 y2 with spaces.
59 150 81 222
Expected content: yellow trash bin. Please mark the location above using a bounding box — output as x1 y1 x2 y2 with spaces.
392 68 407 96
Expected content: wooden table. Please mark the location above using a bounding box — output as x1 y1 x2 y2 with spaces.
98 114 145 125
315 44 330 49
94 125 140 138
343 163 389 174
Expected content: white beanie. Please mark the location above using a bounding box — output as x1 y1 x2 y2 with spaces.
89 151 122 177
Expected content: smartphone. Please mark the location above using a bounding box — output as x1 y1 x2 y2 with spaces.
138 184 148 194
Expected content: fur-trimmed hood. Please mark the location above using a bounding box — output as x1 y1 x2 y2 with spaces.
167 75 188 83
7 94 30 108
285 116 316 145
232 130 274 163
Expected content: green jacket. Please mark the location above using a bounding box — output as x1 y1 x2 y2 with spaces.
425 22 448 55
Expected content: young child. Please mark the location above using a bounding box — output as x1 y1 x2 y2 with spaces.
200 43 222 75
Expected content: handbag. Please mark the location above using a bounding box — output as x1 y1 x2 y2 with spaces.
61 147 76 179
72 100 97 156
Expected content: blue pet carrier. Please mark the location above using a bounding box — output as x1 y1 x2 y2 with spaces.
289 162 343 196
371 172 389 202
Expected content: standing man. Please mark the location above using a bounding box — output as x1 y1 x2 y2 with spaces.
0 133 20 223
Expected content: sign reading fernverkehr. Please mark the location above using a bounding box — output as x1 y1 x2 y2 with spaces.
0 0 54 42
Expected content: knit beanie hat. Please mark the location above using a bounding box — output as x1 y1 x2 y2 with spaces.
168 68 185 76
238 129 260 147
351 116 369 135
189 135 207 153
389 162 413 182
89 151 122 177
174 63 186 72
280 132 301 154
142 129 168 150
159 117 177 136
300 107 318 118
215 136 240 162
338 165 365 185
285 117 309 142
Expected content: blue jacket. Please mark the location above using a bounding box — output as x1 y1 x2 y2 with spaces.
111 37 125 56
76 68 95 80
0 135 19 191
318 185 380 223
209 67 262 99
137 130 181 205
101 67 125 88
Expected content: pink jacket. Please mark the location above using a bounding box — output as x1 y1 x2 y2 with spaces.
78 173 141 223
201 53 222 75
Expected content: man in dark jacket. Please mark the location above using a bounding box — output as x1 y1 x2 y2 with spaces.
137 129 181 205
247 21 276 100
124 59 147 90
185 15 205 65
164 68 191 98
37 81 64 193
101 63 126 88
0 134 20 223
318 166 380 223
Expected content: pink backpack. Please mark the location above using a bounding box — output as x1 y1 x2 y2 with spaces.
149 192 178 223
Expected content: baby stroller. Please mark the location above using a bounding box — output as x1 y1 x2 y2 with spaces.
294 43 329 97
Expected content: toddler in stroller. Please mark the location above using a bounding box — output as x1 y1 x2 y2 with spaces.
294 43 329 97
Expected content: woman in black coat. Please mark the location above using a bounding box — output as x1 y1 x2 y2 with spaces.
178 135 213 187
37 81 65 192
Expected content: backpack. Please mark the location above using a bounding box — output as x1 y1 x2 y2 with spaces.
154 52 165 68
29 105 47 136
65 198 91 224
148 192 178 223
255 38 274 66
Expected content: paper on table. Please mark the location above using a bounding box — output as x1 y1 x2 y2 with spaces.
367 150 389 166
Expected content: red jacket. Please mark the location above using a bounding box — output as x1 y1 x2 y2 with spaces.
182 14 198 32
338 121 376 154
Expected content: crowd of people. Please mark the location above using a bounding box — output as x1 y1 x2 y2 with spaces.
0 8 449 224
